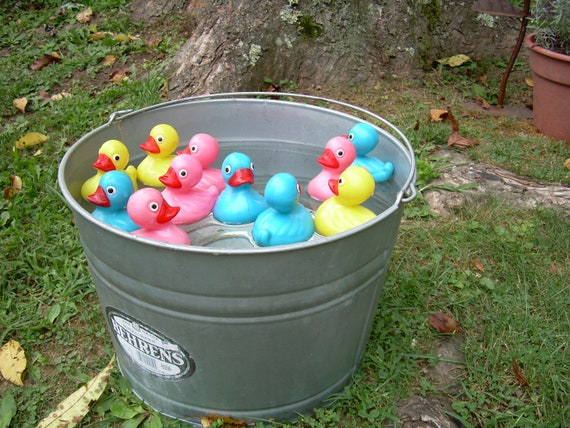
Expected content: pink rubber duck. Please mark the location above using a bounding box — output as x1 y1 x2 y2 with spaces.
159 154 218 225
307 135 356 201
177 133 225 193
127 187 190 245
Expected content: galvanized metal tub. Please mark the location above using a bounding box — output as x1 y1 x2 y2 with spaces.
58 93 416 424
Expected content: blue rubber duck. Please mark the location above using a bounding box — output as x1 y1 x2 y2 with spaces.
213 152 268 224
252 173 315 247
348 123 394 183
87 170 140 232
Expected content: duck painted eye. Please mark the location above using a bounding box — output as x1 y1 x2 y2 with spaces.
250 162 255 171
190 145 198 153
156 135 164 143
224 165 232 175
338 177 345 186
179 169 188 178
106 186 116 195
113 154 121 162
149 202 159 212
336 149 345 157
348 133 355 141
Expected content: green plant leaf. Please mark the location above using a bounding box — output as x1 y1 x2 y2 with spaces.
111 400 144 420
0 392 17 428
46 304 61 324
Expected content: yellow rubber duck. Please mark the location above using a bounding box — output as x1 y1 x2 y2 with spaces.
314 166 376 236
137 124 179 187
80 139 138 200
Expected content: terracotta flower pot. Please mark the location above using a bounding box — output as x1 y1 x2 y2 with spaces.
525 33 570 143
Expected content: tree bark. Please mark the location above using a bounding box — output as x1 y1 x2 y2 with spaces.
130 0 523 97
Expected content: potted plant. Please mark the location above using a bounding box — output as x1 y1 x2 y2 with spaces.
525 0 570 143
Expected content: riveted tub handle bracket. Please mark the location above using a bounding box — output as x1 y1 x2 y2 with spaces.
107 109 134 125
401 182 417 203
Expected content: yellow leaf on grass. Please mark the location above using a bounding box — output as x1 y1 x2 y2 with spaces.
13 97 28 113
113 33 139 43
437 54 471 67
429 109 449 121
0 339 27 386
4 175 23 200
525 77 534 87
89 31 111 41
15 132 48 149
564 158 570 170
102 55 116 66
37 355 115 428
51 92 71 101
76 7 93 24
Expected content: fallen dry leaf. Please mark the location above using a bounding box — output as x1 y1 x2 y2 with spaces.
30 53 62 71
15 132 48 149
428 312 461 334
525 77 534 87
201 414 248 428
448 131 478 148
51 92 71 101
39 90 51 101
37 355 115 428
446 107 478 148
102 54 116 66
13 97 28 113
549 262 557 274
564 158 570 170
89 31 109 41
430 109 449 122
475 97 491 109
146 34 163 48
479 74 488 86
113 33 139 43
110 68 130 84
512 358 530 387
76 7 93 24
4 175 23 200
470 258 485 272
0 339 27 386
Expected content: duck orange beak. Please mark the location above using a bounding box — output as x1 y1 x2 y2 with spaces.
328 178 339 195
156 200 180 224
93 153 116 171
176 146 191 155
87 186 110 207
317 148 339 168
229 168 254 187
140 135 160 154
159 167 182 188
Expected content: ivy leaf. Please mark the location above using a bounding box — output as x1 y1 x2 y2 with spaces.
36 355 115 428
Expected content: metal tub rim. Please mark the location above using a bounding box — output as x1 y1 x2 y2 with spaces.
58 92 416 255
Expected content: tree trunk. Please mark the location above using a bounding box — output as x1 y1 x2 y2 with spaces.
130 0 523 97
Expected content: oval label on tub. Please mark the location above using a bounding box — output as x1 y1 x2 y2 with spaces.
106 308 195 379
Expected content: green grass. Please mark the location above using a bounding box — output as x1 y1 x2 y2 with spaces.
1 2 569 427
